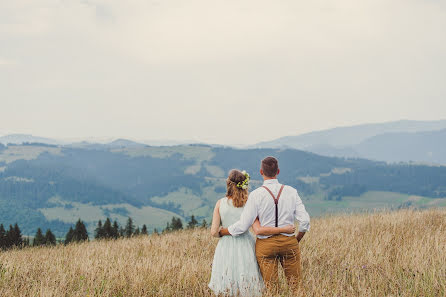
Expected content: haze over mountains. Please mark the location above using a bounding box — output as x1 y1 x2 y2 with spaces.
0 134 196 148
254 120 446 164
2 119 446 165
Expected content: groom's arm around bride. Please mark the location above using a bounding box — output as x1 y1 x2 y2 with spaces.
219 156 310 292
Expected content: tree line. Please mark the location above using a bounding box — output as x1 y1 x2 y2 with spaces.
0 223 58 249
162 215 207 233
93 217 148 240
0 215 207 250
67 217 151 243
0 221 65 250
0 223 28 249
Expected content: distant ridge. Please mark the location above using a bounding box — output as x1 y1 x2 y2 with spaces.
254 119 446 164
353 129 446 164
3 119 446 163
106 139 147 148
255 119 446 149
0 134 63 145
0 134 200 148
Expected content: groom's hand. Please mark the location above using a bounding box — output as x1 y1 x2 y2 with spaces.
219 227 231 237
296 231 305 242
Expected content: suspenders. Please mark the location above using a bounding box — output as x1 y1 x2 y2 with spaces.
262 184 285 227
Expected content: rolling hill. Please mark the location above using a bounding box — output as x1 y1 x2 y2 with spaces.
0 142 445 237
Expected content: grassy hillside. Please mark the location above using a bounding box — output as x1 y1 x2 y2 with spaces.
0 209 444 296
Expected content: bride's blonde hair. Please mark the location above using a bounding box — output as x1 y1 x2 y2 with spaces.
226 169 249 208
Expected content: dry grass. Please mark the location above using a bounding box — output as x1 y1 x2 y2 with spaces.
0 209 445 296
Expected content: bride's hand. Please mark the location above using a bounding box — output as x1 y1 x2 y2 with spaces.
283 224 296 234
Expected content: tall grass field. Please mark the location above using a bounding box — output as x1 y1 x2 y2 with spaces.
0 209 445 296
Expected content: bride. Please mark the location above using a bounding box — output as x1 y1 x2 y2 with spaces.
208 169 295 296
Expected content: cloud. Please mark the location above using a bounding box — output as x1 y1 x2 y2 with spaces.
0 0 445 144
0 58 16 65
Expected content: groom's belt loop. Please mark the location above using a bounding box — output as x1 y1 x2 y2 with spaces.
262 185 285 227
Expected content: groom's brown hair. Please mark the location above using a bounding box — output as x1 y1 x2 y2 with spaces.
261 156 279 177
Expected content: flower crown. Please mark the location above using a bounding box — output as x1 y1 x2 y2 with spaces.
236 170 250 190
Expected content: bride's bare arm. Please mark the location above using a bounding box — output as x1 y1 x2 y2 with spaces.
210 200 222 238
251 218 296 236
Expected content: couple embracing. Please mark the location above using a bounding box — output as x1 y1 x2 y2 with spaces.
209 156 310 296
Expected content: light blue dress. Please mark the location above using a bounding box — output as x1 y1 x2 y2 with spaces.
208 197 264 296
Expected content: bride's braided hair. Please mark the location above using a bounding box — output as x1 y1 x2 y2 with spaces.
226 169 249 208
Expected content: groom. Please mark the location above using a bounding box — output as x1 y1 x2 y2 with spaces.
219 156 310 291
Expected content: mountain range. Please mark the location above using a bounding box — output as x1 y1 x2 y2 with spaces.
0 134 196 148
254 119 446 164
3 119 446 165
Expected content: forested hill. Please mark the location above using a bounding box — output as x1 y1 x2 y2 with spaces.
0 143 445 236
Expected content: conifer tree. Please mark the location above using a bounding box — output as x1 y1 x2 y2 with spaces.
153 228 159 235
164 222 171 233
95 220 104 239
73 219 88 242
112 220 119 239
13 223 23 247
201 219 208 228
187 215 198 229
141 224 148 235
103 218 113 238
134 227 140 236
45 229 56 245
65 227 74 244
0 224 5 249
125 217 134 237
33 228 45 246
23 237 30 247
119 226 125 238
171 217 183 230
5 224 14 248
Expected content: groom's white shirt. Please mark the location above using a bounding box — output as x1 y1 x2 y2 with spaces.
228 179 310 239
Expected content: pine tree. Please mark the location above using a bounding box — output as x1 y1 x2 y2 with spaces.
141 224 148 235
65 227 74 244
171 217 183 231
33 228 45 246
5 224 14 248
201 219 208 228
187 215 198 229
13 224 22 247
119 226 125 238
94 220 104 239
163 222 171 233
112 220 119 239
153 228 159 235
45 229 56 245
23 237 30 247
134 227 140 236
103 218 113 238
125 217 134 238
0 224 5 249
73 219 89 242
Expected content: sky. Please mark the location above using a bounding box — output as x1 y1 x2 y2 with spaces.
1 0 446 145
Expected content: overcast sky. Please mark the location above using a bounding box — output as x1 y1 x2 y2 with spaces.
1 0 445 145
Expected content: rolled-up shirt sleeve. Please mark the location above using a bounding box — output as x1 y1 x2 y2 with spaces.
295 191 310 232
228 195 257 236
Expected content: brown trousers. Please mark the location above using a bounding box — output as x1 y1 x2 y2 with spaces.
255 235 302 292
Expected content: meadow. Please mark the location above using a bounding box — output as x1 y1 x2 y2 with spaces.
0 209 445 296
